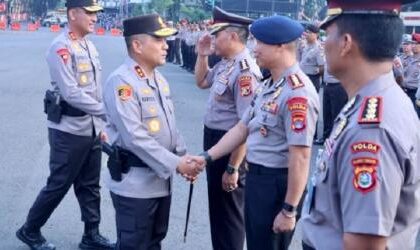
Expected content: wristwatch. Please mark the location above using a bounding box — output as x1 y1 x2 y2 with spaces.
199 151 213 165
282 202 297 212
225 164 238 175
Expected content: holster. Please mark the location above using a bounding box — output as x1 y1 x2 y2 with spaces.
102 143 148 182
44 90 87 124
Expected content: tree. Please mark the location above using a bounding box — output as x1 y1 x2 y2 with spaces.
29 0 62 17
303 0 326 20
148 0 173 16
180 4 210 22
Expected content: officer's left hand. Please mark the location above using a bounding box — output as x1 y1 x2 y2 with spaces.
222 171 238 192
100 131 108 142
416 99 420 107
272 211 296 233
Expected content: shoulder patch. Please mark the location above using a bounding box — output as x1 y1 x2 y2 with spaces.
352 157 379 194
288 74 305 90
358 97 382 124
351 141 381 154
134 65 146 78
238 75 253 97
287 97 308 132
117 84 133 101
239 59 250 72
57 48 70 64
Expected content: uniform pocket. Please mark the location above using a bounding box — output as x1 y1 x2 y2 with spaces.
258 113 278 127
214 81 228 96
75 60 93 86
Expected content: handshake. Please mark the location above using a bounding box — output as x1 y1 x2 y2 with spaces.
176 154 207 182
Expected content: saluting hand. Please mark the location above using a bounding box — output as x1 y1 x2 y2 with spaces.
272 211 296 233
196 33 214 56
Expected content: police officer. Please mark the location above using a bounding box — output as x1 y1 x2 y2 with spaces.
193 15 319 250
16 1 114 249
299 24 325 92
321 63 347 142
102 14 203 250
194 6 261 250
403 33 420 118
301 0 420 249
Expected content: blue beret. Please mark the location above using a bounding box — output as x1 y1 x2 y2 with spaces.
250 16 304 45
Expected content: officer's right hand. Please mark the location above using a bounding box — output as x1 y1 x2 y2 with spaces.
197 33 214 56
177 155 205 181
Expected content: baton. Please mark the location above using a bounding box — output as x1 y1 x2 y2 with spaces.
183 182 194 243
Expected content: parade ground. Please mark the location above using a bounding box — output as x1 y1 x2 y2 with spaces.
0 28 418 250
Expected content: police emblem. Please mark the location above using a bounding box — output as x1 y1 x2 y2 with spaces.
287 97 308 132
352 157 378 194
239 75 252 97
117 84 132 101
57 48 70 64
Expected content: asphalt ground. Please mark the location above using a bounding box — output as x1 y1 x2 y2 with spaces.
0 27 418 250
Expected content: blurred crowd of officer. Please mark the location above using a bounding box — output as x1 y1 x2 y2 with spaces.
13 0 420 250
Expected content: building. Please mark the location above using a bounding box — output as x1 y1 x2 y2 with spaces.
220 0 302 19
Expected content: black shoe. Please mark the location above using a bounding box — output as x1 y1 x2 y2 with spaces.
16 226 56 250
79 230 115 250
314 138 325 145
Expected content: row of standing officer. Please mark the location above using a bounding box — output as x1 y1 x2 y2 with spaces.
192 1 420 250
398 34 420 118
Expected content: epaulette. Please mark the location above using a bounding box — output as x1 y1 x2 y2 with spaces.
68 31 77 41
288 74 305 90
358 96 382 124
239 59 250 72
134 65 146 79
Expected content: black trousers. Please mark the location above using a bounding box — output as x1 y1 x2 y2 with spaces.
245 163 303 250
25 128 101 231
403 87 420 118
181 40 187 67
203 126 246 250
307 74 321 92
167 40 175 63
174 38 181 64
323 83 348 139
111 192 171 250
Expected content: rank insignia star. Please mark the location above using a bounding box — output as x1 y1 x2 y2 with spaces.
358 97 382 124
134 65 146 78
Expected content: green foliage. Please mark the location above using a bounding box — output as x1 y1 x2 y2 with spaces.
149 0 173 16
303 0 326 20
180 4 210 22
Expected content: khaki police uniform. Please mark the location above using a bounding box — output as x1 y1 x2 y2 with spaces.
104 57 186 249
204 47 261 250
402 54 420 117
300 41 325 92
302 72 420 249
23 30 105 234
241 63 319 250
